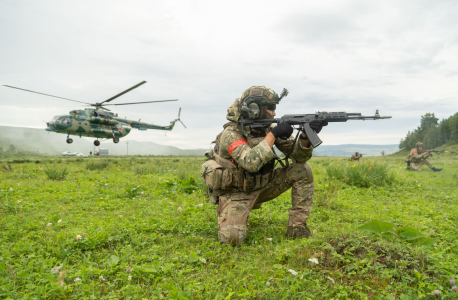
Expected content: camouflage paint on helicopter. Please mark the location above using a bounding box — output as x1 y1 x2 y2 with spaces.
46 107 183 145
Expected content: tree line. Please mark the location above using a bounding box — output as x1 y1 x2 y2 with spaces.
399 112 458 150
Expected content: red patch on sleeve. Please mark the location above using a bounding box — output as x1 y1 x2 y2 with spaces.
228 139 248 155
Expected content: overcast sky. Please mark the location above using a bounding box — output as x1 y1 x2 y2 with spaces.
1 0 457 149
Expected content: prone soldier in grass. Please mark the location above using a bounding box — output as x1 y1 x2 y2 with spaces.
202 86 327 245
406 142 443 172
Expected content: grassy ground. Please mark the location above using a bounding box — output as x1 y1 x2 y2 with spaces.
1 151 458 299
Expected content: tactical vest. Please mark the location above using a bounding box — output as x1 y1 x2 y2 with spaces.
407 148 421 163
201 122 275 204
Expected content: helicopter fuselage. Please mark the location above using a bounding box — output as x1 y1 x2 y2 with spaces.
45 108 177 141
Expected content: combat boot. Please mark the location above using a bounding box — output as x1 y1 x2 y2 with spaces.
286 224 312 239
432 167 443 172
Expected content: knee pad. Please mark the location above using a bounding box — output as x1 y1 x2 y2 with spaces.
304 162 314 183
218 225 247 246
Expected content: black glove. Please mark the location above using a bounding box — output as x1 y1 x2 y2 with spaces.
309 120 328 133
271 122 293 139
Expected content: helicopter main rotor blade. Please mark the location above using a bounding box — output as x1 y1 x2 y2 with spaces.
3 85 91 105
0 105 85 108
103 99 179 106
100 81 147 104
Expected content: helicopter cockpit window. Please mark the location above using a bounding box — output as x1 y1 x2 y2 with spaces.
62 118 70 125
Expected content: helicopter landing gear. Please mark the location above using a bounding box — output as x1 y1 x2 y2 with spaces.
113 137 119 143
94 140 100 146
66 138 73 144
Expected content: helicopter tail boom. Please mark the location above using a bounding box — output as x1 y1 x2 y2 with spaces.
119 108 185 131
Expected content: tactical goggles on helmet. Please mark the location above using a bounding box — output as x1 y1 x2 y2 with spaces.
266 104 276 110
240 87 287 119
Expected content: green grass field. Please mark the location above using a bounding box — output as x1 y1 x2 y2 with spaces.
1 150 458 299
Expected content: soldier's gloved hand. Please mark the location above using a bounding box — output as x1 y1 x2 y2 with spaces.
309 120 328 133
271 122 293 139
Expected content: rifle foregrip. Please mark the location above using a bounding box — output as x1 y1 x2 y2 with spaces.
303 123 322 148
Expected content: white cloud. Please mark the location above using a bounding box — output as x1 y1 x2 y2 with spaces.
0 0 457 149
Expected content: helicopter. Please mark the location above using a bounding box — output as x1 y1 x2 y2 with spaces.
3 81 186 146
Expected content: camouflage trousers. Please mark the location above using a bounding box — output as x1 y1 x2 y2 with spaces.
217 162 314 245
408 160 434 171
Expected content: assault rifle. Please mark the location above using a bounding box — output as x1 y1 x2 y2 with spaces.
421 150 447 158
238 110 392 148
423 150 447 153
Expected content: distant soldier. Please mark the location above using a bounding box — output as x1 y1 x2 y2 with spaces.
350 152 363 161
406 142 442 171
202 86 327 245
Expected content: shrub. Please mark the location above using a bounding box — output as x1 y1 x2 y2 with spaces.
44 165 68 180
327 161 396 187
86 160 109 171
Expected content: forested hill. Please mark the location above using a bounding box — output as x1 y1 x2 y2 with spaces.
0 126 206 156
400 113 458 150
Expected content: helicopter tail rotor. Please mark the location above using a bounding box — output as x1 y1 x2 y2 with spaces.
177 107 186 128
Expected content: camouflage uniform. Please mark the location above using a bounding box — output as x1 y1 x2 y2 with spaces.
350 153 362 161
216 96 314 245
406 148 434 171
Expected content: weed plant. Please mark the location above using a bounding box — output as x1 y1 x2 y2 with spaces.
86 160 109 171
44 164 68 180
134 165 167 175
327 161 396 187
1 163 12 172
176 167 188 180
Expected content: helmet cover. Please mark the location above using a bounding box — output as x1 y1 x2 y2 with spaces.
239 86 283 119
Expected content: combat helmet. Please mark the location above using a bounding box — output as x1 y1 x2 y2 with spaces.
355 152 359 155
415 142 423 148
239 86 288 119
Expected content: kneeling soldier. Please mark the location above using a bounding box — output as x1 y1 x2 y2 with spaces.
406 142 442 172
202 86 327 245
